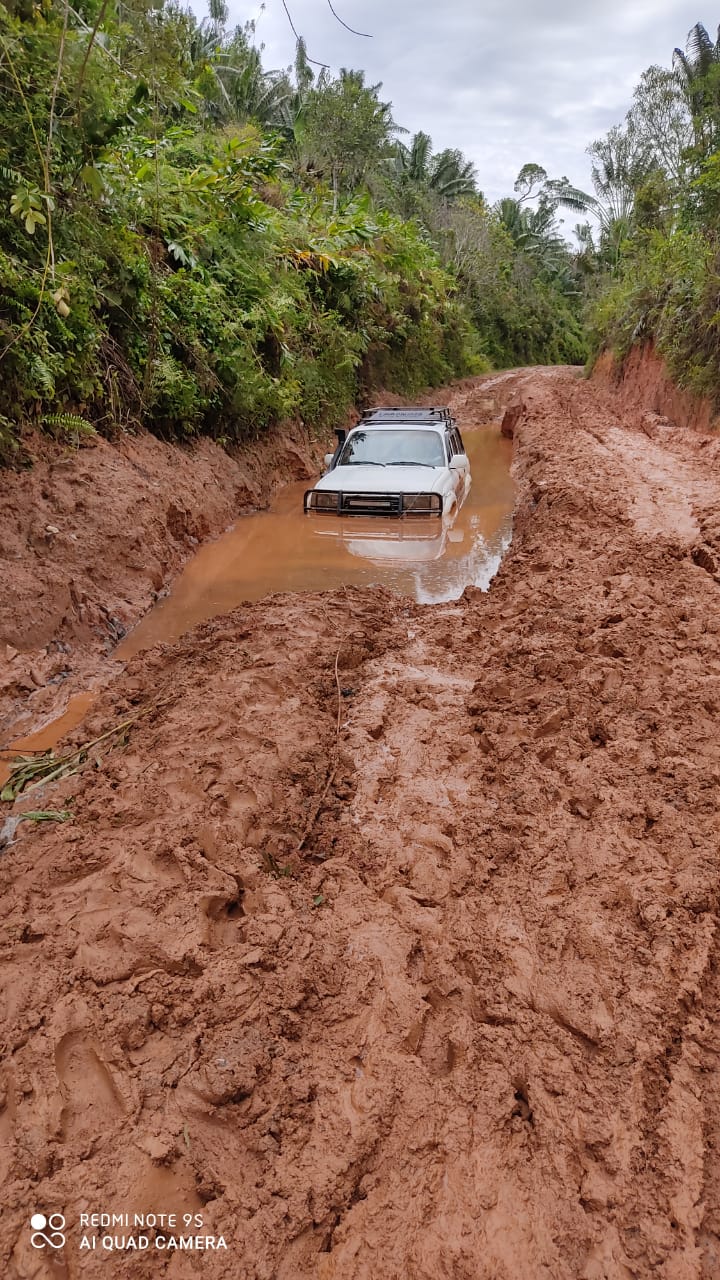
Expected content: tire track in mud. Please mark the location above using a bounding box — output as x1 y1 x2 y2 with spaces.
3 368 720 1278
692 926 720 1278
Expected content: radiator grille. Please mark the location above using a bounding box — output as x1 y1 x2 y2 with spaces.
341 493 403 515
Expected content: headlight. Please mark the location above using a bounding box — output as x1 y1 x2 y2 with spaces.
307 491 339 511
403 493 442 514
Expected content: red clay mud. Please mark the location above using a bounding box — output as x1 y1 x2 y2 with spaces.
112 424 513 662
593 343 720 435
0 422 321 738
3 369 720 1277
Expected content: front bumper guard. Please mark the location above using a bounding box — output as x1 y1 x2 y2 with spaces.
304 490 443 517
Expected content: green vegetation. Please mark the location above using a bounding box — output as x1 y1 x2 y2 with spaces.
0 704 160 800
0 0 587 461
549 18 720 404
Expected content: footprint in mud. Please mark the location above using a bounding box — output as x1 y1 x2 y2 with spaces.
417 1019 462 1078
55 1032 125 1142
128 847 186 887
224 784 259 842
200 893 246 948
406 941 426 982
410 990 469 1079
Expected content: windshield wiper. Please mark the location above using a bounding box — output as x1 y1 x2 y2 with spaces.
345 459 386 466
387 460 437 468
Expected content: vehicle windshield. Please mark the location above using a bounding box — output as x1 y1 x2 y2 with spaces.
338 429 445 468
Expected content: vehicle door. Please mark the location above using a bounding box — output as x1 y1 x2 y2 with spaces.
447 428 468 494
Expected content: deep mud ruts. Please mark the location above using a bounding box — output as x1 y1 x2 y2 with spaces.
3 368 720 1278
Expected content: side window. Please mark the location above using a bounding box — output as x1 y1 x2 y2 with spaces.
448 429 462 457
455 428 465 454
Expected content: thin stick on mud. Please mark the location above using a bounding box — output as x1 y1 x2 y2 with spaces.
296 648 342 854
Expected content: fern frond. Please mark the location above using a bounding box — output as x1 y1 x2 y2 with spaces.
43 413 98 439
0 164 25 186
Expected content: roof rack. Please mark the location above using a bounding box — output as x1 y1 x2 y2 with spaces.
360 406 453 425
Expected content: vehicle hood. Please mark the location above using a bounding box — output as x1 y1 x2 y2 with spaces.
315 464 446 494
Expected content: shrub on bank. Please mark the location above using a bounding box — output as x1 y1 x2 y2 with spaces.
0 119 478 457
587 227 720 402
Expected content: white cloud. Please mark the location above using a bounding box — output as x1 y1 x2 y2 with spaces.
218 0 707 202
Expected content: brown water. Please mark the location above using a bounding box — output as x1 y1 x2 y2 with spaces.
118 425 514 660
0 691 95 787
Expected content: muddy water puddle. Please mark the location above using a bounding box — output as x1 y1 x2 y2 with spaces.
119 425 514 659
1 426 512 772
0 691 95 788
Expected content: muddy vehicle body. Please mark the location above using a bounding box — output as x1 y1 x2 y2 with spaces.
304 407 470 518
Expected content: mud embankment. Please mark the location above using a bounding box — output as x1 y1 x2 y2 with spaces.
4 368 720 1276
0 423 321 736
593 343 720 435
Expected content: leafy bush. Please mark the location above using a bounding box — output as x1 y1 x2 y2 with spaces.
587 228 720 401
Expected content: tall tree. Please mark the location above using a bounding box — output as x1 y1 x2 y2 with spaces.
672 22 720 158
628 65 692 186
537 123 656 269
300 67 399 208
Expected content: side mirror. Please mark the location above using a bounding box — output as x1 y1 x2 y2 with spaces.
324 452 336 469
449 452 468 469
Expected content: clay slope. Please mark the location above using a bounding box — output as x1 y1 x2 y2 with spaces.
3 369 720 1278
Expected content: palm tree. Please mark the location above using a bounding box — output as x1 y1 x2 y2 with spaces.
389 132 477 219
673 22 720 155
394 132 477 198
188 11 293 130
395 131 432 183
428 148 478 199
496 196 527 244
497 195 577 289
673 22 720 95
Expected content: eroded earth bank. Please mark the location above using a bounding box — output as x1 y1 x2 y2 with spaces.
0 421 324 738
3 367 720 1278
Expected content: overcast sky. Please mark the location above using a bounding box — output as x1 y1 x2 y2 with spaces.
216 0 708 211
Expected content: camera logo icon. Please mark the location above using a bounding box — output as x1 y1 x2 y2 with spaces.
30 1213 66 1249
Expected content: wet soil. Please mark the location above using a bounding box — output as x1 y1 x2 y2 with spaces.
0 691 95 790
3 367 720 1278
0 421 322 739
594 343 720 436
0 417 512 785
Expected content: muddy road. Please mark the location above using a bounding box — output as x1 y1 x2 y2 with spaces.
3 367 720 1278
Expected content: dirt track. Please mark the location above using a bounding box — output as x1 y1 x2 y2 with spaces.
3 366 720 1278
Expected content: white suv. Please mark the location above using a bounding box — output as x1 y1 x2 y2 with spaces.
304 407 470 518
